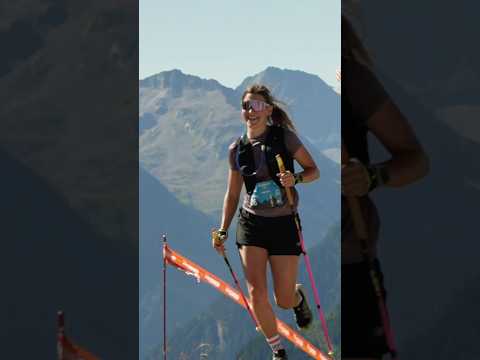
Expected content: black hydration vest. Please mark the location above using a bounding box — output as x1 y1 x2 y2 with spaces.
236 126 295 195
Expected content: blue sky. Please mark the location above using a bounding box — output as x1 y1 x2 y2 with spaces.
140 1 340 89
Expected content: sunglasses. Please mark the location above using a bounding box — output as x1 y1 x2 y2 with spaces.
241 99 271 112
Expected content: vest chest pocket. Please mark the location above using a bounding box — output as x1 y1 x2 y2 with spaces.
249 180 284 208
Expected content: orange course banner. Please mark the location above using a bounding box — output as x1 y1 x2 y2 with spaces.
57 312 100 360
164 245 330 360
58 337 100 360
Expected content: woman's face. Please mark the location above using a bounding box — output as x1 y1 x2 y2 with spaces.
241 93 272 132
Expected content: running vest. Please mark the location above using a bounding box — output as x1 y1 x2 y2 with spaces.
236 126 295 195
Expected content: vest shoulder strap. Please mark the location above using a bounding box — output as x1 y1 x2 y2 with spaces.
237 126 294 195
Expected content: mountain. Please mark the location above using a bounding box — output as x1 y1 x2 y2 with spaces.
0 0 138 245
0 147 137 359
146 222 341 360
139 68 341 238
139 68 341 358
236 307 340 360
236 67 340 150
0 1 138 358
139 70 242 216
140 164 340 358
148 296 340 360
140 167 236 358
401 272 480 359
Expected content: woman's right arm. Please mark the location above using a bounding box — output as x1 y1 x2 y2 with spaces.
213 169 243 254
220 169 243 232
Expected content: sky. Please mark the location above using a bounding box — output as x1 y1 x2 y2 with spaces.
140 0 340 89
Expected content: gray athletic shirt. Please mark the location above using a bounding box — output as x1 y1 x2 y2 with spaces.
228 126 302 217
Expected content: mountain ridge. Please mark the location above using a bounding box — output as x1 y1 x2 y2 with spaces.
139 66 341 221
139 66 341 358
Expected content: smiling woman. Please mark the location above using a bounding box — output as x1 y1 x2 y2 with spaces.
140 1 341 358
341 13 429 360
211 84 324 359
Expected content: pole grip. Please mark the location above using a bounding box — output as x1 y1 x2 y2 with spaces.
275 154 295 206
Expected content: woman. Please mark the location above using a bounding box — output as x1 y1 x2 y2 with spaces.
341 15 429 360
211 84 320 360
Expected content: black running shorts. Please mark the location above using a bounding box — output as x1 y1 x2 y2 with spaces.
341 259 390 359
236 208 302 256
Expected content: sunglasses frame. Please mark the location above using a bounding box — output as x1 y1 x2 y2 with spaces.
241 99 271 112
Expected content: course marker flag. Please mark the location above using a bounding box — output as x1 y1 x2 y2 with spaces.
163 244 331 360
57 311 100 360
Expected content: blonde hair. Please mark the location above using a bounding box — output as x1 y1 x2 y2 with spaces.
242 84 296 132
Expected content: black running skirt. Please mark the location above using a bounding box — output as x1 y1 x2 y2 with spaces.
236 208 302 256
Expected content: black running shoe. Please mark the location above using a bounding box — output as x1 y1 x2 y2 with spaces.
272 349 288 359
293 284 313 329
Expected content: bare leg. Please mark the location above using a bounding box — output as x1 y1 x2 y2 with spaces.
238 245 278 338
269 255 301 309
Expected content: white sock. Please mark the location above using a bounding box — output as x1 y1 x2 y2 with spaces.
267 334 284 352
294 290 303 308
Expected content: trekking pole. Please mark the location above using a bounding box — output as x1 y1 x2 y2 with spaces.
341 143 398 360
212 230 259 328
275 155 335 358
162 234 168 360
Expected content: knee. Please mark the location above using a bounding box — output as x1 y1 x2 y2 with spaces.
275 293 296 309
248 285 269 305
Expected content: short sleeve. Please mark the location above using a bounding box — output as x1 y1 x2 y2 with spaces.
283 129 303 156
228 141 239 170
344 58 389 124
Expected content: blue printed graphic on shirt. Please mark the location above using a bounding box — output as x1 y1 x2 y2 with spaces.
249 180 284 208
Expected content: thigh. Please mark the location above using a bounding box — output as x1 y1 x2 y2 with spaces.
269 255 300 300
238 245 269 291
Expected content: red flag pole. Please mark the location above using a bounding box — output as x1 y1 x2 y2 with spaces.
162 234 167 360
57 310 65 360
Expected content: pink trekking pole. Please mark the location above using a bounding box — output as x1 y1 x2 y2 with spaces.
341 144 398 359
212 230 259 328
276 155 334 358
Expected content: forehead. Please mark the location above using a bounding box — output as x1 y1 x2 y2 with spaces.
243 93 267 102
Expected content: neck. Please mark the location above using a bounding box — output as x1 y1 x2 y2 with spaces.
247 124 268 139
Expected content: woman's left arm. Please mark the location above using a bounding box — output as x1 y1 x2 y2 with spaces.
367 100 430 187
278 145 320 187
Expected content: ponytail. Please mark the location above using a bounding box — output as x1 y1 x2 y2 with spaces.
271 103 296 132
